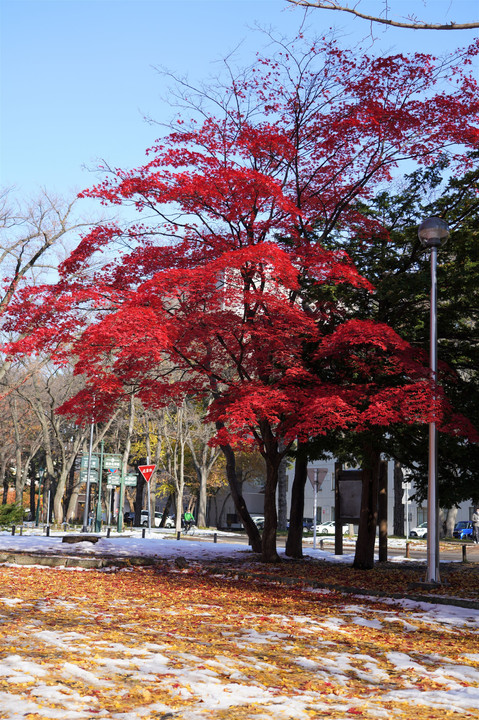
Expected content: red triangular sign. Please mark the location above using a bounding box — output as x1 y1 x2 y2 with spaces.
138 464 156 483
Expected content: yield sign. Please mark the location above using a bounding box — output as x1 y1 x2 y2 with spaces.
138 464 156 483
307 468 328 489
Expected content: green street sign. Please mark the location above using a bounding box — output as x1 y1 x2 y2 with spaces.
106 476 121 487
80 454 99 470
80 469 98 483
105 473 136 488
124 474 138 487
103 454 122 470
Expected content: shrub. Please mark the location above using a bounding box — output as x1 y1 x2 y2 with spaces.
0 503 26 527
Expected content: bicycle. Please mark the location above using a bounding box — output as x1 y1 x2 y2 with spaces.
183 522 197 536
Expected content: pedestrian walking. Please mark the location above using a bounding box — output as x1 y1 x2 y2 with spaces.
472 507 479 544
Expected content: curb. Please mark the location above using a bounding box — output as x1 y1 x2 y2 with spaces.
0 551 156 570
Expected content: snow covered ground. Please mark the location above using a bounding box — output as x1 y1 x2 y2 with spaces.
0 528 477 718
0 525 424 565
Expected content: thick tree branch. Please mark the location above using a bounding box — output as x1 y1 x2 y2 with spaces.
286 1 479 30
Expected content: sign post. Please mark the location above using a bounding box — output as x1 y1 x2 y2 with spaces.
95 441 104 532
81 417 98 532
103 455 122 532
139 465 156 534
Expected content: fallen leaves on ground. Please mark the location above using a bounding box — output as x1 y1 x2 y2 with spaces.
214 554 479 601
0 561 477 719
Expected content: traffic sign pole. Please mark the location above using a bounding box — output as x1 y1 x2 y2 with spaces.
138 465 156 534
82 420 95 532
117 472 124 533
147 484 151 534
95 440 104 532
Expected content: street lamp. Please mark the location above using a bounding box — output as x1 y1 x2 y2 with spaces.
418 216 450 584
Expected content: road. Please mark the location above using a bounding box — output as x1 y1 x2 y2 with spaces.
168 528 479 563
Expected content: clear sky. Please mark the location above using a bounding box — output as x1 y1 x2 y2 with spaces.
1 0 478 201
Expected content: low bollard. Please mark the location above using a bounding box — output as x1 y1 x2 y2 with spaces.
405 542 410 559
19 526 23 536
63 522 68 532
11 525 15 536
142 528 146 538
46 526 50 537
106 527 111 538
213 533 217 544
177 531 181 541
320 538 324 550
462 544 468 562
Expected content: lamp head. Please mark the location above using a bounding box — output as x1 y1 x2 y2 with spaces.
418 216 450 248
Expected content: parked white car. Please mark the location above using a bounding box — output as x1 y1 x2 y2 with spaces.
409 521 427 538
141 511 174 528
314 521 351 535
251 515 264 530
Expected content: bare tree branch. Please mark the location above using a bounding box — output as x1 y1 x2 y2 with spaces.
285 1 479 30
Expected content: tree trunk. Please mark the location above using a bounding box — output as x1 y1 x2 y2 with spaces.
353 444 381 570
1 457 9 505
66 473 83 521
187 428 220 529
277 452 288 531
262 438 281 562
160 493 174 526
378 461 388 563
218 439 262 552
53 469 70 524
197 466 208 527
285 444 308 558
393 460 405 536
53 432 85 524
134 475 146 524
443 506 457 537
29 471 36 519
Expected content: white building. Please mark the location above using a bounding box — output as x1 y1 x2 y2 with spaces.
210 457 475 535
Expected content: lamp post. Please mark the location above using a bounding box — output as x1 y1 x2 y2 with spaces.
418 216 450 584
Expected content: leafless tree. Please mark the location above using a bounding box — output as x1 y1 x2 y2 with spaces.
0 189 94 389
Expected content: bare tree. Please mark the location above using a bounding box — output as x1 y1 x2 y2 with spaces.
285 1 479 30
7 391 42 505
0 189 94 389
185 399 221 528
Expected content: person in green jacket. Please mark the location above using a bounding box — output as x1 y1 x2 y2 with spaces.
183 511 195 532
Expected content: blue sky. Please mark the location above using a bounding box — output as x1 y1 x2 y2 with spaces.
1 0 478 200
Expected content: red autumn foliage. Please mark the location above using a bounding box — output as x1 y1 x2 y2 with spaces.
5 37 479 560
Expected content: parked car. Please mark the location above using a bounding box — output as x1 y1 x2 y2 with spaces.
409 521 427 538
314 521 351 535
141 510 174 528
286 518 313 531
452 521 473 540
250 515 264 530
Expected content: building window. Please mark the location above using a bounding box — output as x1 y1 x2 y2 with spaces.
417 506 427 525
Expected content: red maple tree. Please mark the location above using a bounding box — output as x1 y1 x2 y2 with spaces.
6 36 479 561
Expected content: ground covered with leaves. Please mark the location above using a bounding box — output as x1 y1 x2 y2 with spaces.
213 554 479 603
0 560 478 719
